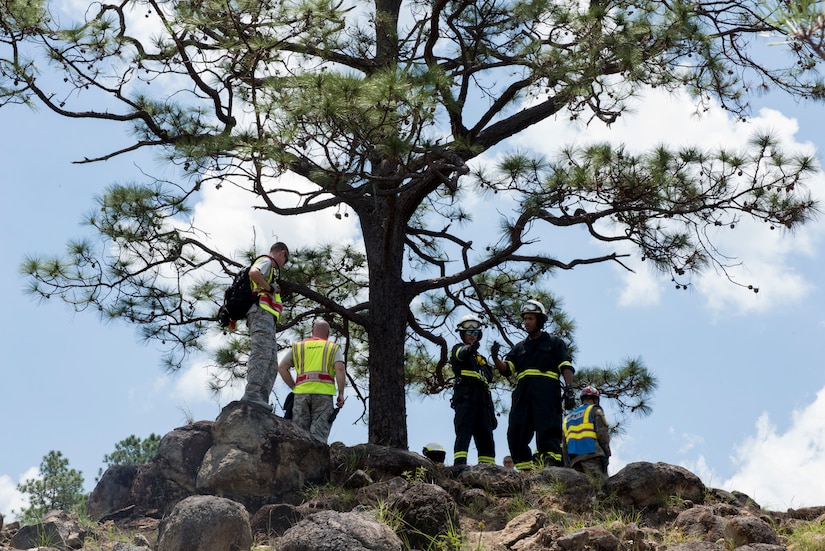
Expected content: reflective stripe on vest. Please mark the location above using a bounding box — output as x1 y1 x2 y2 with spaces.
459 370 488 384
293 338 339 395
250 256 282 321
564 404 597 456
257 292 283 321
515 368 559 381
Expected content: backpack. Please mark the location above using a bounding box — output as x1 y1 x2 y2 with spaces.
218 256 267 328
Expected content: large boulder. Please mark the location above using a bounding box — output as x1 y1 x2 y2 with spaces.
196 400 329 508
723 514 780 547
90 461 192 521
278 510 404 551
330 442 434 483
154 420 214 493
11 510 86 550
388 482 460 549
674 505 725 542
87 465 140 520
605 462 705 509
156 495 252 551
453 463 522 497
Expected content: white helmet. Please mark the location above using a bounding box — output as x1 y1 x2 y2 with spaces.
520 299 547 326
422 442 446 463
456 314 482 332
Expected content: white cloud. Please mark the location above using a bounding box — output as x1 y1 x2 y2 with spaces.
189 170 362 259
616 261 665 308
678 455 719 489
669 428 705 455
0 468 37 521
512 89 825 317
723 386 825 510
167 359 244 406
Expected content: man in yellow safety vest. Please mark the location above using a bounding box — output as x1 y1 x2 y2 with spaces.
278 319 346 443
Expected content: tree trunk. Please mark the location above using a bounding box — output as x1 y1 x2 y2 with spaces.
360 206 409 448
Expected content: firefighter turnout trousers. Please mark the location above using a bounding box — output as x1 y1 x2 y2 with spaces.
507 374 563 469
452 382 496 465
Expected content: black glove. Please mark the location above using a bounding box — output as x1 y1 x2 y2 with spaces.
563 385 576 410
490 341 501 359
470 340 480 353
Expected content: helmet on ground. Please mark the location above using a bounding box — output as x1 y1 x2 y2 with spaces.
422 442 446 464
580 385 600 402
520 299 548 326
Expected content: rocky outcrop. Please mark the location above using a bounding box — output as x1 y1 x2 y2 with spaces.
6 404 825 551
196 401 329 508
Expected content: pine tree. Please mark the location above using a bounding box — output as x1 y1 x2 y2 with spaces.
4 0 821 447
16 451 86 525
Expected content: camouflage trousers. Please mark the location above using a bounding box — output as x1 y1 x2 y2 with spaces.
292 393 335 443
571 457 608 485
243 305 278 405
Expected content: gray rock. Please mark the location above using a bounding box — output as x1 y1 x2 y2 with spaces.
87 465 138 521
156 495 252 551
674 506 725 542
556 525 621 550
196 401 329 507
723 515 779 547
278 510 403 551
250 503 303 537
605 462 705 509
155 420 214 493
388 482 460 549
330 443 434 483
455 464 522 496
11 510 86 551
355 477 410 507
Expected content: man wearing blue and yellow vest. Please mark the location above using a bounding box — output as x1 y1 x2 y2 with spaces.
491 299 576 471
450 314 498 466
563 386 611 483
278 320 346 443
241 242 289 410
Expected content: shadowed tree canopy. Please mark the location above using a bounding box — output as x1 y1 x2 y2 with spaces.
2 0 822 448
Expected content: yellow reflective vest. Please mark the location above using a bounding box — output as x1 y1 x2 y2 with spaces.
563 404 598 456
250 255 283 321
292 338 339 396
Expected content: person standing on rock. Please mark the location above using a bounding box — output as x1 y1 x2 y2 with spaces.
241 242 289 410
278 319 346 442
491 299 576 471
449 314 498 466
563 385 611 484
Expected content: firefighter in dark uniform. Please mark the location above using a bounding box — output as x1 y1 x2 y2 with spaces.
450 314 498 465
491 300 576 471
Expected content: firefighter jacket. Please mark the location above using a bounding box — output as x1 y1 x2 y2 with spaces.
502 331 573 382
291 338 340 396
450 342 498 431
450 343 494 389
563 404 611 463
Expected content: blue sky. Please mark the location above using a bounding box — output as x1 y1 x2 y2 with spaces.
3 12 825 520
